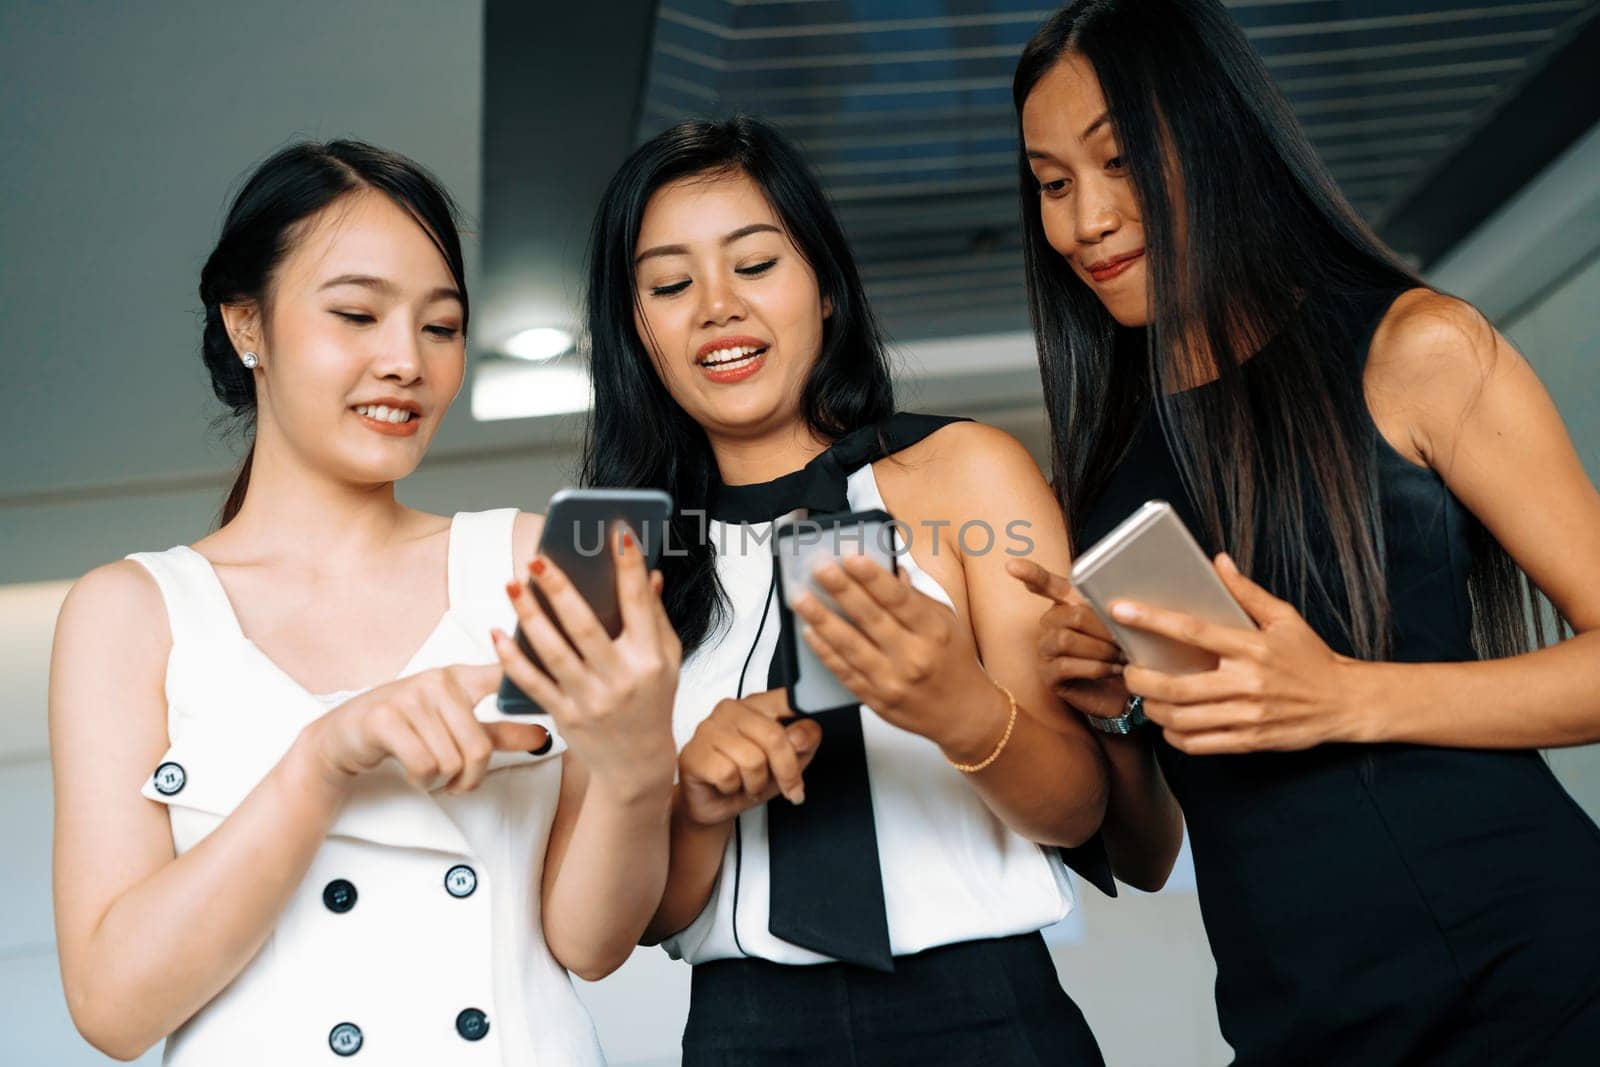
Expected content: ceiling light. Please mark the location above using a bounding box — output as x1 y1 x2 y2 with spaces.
502 326 574 362
472 357 591 421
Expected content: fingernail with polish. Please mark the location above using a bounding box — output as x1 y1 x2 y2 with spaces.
1111 602 1138 621
504 579 522 600
530 557 547 577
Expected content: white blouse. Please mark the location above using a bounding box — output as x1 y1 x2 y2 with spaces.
129 510 604 1065
663 463 1077 966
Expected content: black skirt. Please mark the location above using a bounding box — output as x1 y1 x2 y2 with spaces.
681 932 1104 1066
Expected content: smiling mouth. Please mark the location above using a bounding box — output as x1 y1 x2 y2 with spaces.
353 403 418 424
1084 249 1144 283
697 344 769 371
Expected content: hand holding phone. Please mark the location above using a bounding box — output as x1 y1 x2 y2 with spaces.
1070 500 1256 674
1076 502 1372 756
492 517 681 792
498 488 673 714
772 509 901 714
776 509 1001 756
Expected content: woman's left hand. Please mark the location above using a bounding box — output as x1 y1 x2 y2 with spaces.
791 555 996 750
1114 553 1369 755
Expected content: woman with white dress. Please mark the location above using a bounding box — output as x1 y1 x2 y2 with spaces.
49 140 681 1064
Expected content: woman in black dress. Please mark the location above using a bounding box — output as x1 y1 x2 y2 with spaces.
1007 2 1600 1063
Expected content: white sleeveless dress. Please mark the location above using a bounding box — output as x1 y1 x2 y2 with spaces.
127 509 605 1065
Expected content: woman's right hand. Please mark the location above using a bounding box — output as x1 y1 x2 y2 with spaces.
1007 558 1131 720
678 689 823 826
303 663 551 794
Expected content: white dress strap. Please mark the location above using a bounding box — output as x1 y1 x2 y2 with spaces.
124 546 245 648
445 508 520 637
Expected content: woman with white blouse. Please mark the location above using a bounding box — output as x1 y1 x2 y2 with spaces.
581 116 1113 1065
49 140 681 1064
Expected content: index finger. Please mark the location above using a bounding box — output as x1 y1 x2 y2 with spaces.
1110 600 1259 658
743 688 794 720
1006 558 1074 604
447 662 505 704
733 711 807 805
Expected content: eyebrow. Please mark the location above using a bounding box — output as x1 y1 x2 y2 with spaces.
1026 110 1113 160
319 274 462 305
635 223 783 265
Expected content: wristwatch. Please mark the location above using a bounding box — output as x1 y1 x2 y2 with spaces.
1085 695 1148 735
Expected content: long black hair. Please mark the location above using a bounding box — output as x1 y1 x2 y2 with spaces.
199 139 469 524
581 116 895 654
1014 0 1548 659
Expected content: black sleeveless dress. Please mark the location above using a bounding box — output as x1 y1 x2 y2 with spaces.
1076 289 1600 1065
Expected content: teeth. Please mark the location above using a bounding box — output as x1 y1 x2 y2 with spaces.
702 345 765 366
355 404 414 422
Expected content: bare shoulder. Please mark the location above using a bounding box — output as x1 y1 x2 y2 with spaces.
874 421 1064 577
51 559 172 740
1367 288 1514 398
883 420 1044 495
1365 288 1525 466
55 559 169 653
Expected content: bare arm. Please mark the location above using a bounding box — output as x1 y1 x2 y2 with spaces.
498 523 679 979
1007 561 1185 891
1351 291 1600 746
1090 730 1183 890
933 425 1110 846
52 563 535 1059
643 792 736 944
798 423 1109 847
643 691 820 944
539 752 675 979
1117 292 1600 754
50 563 344 1060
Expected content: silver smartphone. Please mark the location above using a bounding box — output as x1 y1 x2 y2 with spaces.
498 487 673 714
772 509 900 714
1071 500 1254 675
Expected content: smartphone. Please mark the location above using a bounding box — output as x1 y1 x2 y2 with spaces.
772 508 900 714
497 487 673 714
1070 499 1255 675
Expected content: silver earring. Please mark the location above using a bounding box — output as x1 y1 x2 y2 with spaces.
241 351 259 369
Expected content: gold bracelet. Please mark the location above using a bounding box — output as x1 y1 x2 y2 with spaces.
948 677 1018 774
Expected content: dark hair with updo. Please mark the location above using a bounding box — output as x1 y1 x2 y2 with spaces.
199 139 469 524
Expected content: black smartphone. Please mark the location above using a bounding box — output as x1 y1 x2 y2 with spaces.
497 488 673 714
771 508 900 714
